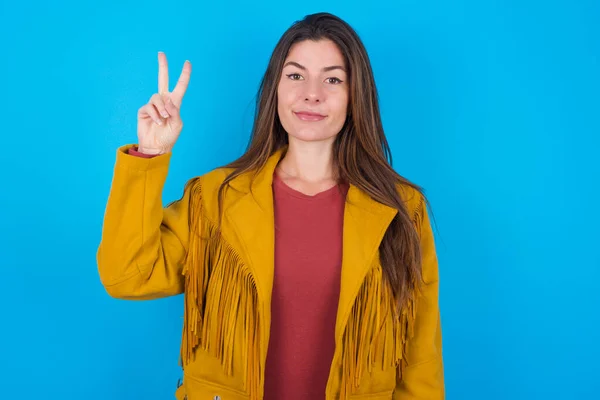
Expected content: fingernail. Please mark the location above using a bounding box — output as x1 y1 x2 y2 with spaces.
156 119 163 125
162 111 169 118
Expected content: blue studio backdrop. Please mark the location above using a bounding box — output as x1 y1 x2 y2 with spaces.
1 0 598 399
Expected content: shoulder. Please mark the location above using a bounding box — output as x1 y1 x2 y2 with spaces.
198 166 235 188
182 166 235 197
181 166 251 214
396 182 426 221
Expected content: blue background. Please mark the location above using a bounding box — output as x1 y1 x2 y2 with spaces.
1 0 598 399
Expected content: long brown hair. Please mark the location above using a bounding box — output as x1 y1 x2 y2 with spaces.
217 12 429 313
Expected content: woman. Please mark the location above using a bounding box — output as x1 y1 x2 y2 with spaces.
97 12 444 400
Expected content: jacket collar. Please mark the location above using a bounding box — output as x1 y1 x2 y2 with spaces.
224 147 398 339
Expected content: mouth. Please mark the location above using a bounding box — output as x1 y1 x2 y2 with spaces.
293 111 327 121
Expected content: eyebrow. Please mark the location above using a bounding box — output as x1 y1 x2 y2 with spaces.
283 61 346 73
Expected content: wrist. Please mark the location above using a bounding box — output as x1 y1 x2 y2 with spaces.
136 146 169 155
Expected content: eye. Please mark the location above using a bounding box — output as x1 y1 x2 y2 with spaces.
286 73 303 81
326 77 343 84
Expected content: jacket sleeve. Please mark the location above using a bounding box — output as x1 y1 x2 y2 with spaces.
96 144 194 300
393 195 445 399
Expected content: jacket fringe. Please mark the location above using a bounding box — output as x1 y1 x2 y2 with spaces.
180 179 262 400
339 263 416 398
339 196 424 397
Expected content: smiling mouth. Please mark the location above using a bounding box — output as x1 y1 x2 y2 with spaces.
294 111 327 121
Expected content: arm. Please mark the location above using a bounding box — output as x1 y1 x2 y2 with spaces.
394 196 445 399
96 144 195 300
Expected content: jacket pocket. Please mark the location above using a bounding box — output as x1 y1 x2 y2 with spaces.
178 373 249 400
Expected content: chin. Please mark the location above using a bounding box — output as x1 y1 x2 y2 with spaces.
287 128 337 143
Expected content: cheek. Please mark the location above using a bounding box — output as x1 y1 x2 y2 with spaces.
277 82 297 110
330 91 349 120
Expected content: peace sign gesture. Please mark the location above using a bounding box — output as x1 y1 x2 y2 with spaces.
137 52 192 155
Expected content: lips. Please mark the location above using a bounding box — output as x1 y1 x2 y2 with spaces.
294 111 326 121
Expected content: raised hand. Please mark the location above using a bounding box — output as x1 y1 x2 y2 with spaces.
136 52 192 155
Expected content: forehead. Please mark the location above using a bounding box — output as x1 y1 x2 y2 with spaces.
284 39 346 68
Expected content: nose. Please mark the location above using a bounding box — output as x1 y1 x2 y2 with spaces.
302 80 324 103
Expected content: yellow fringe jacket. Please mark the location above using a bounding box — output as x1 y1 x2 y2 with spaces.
97 144 444 400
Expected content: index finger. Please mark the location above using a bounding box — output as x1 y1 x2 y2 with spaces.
158 51 169 95
170 60 192 107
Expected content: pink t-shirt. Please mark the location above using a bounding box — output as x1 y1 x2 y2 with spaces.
264 172 348 400
127 146 156 158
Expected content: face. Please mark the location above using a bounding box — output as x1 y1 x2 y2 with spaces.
277 39 349 143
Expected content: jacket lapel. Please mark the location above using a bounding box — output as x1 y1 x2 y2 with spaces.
335 186 398 338
223 149 282 351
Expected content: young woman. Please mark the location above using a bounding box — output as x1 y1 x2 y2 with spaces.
97 12 444 400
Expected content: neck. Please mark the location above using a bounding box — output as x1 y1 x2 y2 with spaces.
277 138 337 183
